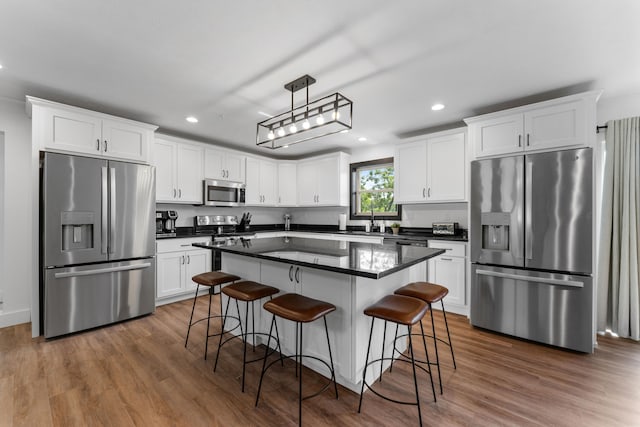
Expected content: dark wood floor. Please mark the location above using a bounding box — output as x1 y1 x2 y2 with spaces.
1 296 639 426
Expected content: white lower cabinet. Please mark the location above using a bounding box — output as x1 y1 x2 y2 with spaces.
427 240 467 314
156 237 212 302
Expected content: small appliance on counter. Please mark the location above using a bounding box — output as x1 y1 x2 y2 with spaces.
156 210 178 237
284 213 291 231
432 222 459 236
338 213 347 231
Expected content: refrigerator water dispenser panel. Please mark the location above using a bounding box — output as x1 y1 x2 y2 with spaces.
480 212 511 251
61 211 94 251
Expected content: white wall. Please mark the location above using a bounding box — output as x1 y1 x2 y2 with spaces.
0 98 32 328
597 92 640 124
0 132 4 314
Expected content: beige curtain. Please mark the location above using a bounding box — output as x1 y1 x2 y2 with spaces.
597 116 640 340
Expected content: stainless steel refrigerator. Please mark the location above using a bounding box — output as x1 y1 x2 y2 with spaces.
470 147 594 353
40 152 156 338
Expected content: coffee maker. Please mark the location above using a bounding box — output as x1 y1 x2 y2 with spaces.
156 210 178 236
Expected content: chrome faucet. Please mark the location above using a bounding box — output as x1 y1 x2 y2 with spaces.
370 208 375 231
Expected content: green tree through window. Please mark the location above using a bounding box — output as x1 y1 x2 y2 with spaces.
350 158 401 220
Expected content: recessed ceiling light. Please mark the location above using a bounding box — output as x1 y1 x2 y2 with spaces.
186 116 198 123
431 103 445 111
340 129 349 134
0 64 3 70
358 137 367 142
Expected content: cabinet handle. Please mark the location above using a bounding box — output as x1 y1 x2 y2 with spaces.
187 255 190 264
427 187 431 198
526 133 530 146
96 139 100 151
294 267 300 283
440 257 453 261
104 140 108 152
173 188 177 198
289 265 294 282
518 134 522 147
423 188 426 198
278 196 281 204
181 256 185 264
178 189 182 198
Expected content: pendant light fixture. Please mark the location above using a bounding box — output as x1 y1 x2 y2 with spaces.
256 74 353 149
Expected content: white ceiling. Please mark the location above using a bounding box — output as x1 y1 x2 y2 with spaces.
1 0 639 158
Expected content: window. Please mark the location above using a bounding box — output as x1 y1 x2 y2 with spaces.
350 157 401 220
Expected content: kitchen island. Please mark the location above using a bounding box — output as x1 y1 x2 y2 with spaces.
194 237 444 392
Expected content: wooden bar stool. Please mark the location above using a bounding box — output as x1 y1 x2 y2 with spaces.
214 280 283 392
255 293 339 426
394 281 457 395
185 271 241 359
358 294 435 427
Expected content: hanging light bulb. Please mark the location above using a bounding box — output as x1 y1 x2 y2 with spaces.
332 110 340 120
289 123 298 133
302 119 311 130
277 127 286 137
267 128 275 140
316 115 325 125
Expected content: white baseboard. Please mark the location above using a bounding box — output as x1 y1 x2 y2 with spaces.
0 308 31 329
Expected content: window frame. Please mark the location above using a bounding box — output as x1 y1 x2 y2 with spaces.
349 157 402 221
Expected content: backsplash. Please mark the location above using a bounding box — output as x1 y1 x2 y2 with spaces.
156 202 468 229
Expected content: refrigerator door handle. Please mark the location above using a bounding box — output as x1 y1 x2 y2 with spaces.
109 167 116 254
475 269 584 288
54 262 152 279
525 160 533 260
101 166 108 254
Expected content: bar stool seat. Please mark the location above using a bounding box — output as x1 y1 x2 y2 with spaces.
394 281 457 395
256 293 338 426
185 271 241 360
358 294 436 427
215 280 283 393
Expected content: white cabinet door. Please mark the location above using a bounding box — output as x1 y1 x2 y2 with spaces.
395 140 427 203
260 159 278 205
225 152 246 182
176 144 204 203
426 132 466 202
204 148 225 180
184 249 211 292
297 160 317 206
428 256 466 306
245 157 261 205
154 139 178 202
524 100 585 151
278 162 297 206
101 118 150 162
157 252 185 298
299 267 352 378
41 107 103 156
316 156 340 206
472 112 524 158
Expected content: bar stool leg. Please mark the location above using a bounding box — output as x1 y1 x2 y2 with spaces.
389 323 399 373
358 318 375 413
185 284 200 347
241 299 250 392
379 320 387 382
298 321 303 427
430 306 443 394
407 325 423 427
323 316 339 399
214 295 232 372
441 300 456 369
255 315 276 407
420 319 437 402
204 287 214 360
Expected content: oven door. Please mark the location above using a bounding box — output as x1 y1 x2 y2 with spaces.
203 179 245 207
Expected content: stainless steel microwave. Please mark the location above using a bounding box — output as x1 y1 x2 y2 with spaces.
203 179 245 206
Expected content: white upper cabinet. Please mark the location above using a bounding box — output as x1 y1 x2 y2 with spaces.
245 157 278 206
465 91 601 159
154 137 203 204
204 147 246 183
395 129 467 204
277 162 298 206
297 152 350 206
27 96 156 163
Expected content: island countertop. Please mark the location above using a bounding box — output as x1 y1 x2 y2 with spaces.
193 237 445 279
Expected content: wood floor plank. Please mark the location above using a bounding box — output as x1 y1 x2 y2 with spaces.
1 296 639 426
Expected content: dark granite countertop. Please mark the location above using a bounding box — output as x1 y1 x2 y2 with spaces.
193 237 445 279
158 224 468 242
